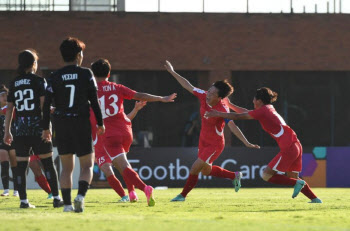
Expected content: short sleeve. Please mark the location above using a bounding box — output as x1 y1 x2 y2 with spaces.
87 69 98 91
248 108 263 120
37 78 46 97
7 81 14 103
192 88 206 101
120 84 136 100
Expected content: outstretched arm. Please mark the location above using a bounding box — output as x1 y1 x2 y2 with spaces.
223 98 250 113
205 110 254 120
127 101 147 121
133 92 176 103
227 121 260 149
164 60 195 94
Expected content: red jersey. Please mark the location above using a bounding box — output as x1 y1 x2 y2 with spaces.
96 80 136 138
248 105 298 149
193 88 229 145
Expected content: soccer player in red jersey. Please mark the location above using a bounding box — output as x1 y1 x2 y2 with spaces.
164 61 252 202
205 87 322 203
90 101 146 202
91 59 177 206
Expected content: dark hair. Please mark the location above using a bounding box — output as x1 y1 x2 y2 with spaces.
59 37 86 62
213 79 234 98
0 84 9 94
255 87 278 104
17 49 39 75
91 59 111 78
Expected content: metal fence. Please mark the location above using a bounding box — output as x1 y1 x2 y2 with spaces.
0 0 347 13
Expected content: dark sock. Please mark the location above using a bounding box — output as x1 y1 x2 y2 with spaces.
16 161 29 200
1 161 10 189
11 167 18 191
77 180 90 197
40 157 59 197
61 188 71 205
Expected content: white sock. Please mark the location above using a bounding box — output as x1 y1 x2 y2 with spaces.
20 199 29 204
53 196 61 200
3 189 9 193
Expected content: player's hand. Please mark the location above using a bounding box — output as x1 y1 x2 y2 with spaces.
204 110 220 118
161 93 177 103
3 132 13 146
42 130 52 143
135 101 147 111
164 60 174 73
50 106 56 114
245 143 260 149
97 125 105 135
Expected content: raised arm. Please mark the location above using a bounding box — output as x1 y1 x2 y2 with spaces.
205 110 254 120
3 103 14 145
133 92 176 103
164 60 195 94
127 101 147 121
227 120 260 149
223 98 250 113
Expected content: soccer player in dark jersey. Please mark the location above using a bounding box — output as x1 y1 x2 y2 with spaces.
41 38 105 212
0 85 18 197
205 87 322 203
3 49 63 208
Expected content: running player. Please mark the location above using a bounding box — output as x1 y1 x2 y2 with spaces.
164 61 247 202
90 58 177 206
3 49 63 208
29 155 53 198
90 100 146 202
0 85 18 197
41 37 105 212
204 87 322 203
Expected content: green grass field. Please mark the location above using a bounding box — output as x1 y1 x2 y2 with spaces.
0 188 349 231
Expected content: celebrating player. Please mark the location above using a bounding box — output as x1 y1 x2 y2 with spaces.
164 61 247 202
90 58 177 206
3 49 63 208
205 87 322 203
90 100 146 202
0 85 18 197
42 38 105 212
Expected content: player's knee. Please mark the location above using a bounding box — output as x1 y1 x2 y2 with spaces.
261 171 272 182
101 164 113 177
201 168 211 176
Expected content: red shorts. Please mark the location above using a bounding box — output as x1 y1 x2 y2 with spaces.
29 155 41 162
198 139 225 164
268 141 303 173
103 132 133 159
93 134 112 168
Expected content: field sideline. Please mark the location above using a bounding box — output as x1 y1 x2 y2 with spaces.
0 188 349 231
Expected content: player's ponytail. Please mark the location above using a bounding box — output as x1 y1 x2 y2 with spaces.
17 49 39 75
255 87 278 105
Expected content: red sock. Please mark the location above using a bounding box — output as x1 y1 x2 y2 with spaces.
299 179 317 200
107 175 126 198
180 174 198 197
122 175 135 193
210 165 236 180
268 174 297 186
36 174 51 194
122 168 146 192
